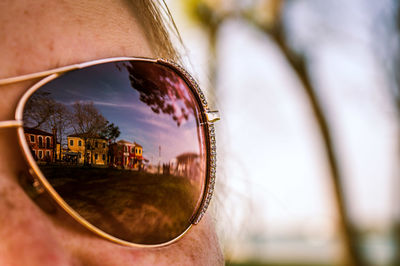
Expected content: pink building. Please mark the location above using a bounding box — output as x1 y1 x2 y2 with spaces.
24 127 55 162
109 140 144 170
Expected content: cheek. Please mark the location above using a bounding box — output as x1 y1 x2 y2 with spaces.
0 172 74 265
60 213 223 266
151 214 224 266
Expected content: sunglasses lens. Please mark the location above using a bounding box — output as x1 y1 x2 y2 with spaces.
22 60 207 245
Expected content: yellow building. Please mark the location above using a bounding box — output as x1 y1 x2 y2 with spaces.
134 142 143 158
67 134 108 166
55 143 68 161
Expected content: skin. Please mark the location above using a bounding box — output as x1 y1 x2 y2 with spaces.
0 1 224 265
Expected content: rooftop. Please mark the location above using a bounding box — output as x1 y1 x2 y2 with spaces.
24 127 53 136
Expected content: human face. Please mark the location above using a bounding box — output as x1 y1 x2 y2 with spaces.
0 1 223 265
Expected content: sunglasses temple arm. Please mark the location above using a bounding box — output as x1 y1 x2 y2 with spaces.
0 65 81 86
0 120 23 129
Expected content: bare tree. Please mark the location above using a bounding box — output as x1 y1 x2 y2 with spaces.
23 91 73 161
45 104 72 160
24 91 57 129
70 101 108 165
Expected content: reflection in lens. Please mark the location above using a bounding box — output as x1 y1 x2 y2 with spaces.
22 60 207 244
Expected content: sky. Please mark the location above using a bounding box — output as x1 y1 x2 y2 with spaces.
31 61 204 165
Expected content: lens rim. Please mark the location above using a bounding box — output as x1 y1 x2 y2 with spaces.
14 57 217 248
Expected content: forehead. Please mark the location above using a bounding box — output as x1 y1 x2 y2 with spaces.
0 0 154 78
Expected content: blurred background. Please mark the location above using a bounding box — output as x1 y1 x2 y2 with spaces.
167 1 399 265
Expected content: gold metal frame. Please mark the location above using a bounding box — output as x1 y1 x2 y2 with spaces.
0 56 220 248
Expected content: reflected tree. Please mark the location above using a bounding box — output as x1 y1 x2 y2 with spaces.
71 101 108 135
125 62 196 127
100 122 121 143
24 91 72 160
100 121 121 165
124 61 204 164
70 101 108 165
24 91 121 166
24 91 57 129
45 104 72 160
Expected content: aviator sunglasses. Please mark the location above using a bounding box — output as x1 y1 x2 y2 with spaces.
0 57 219 247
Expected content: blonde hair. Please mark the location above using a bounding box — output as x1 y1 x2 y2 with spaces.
127 0 183 63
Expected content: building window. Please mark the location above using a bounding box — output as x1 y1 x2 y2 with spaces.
38 136 43 148
103 143 106 148
70 139 74 146
78 140 82 146
38 150 43 159
102 154 106 161
95 154 98 160
95 141 98 148
124 146 127 152
45 151 50 158
46 137 51 148
30 135 35 143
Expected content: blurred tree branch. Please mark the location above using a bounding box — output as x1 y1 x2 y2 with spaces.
183 0 368 265
363 1 400 264
374 1 400 264
244 1 365 265
182 0 231 106
390 1 400 265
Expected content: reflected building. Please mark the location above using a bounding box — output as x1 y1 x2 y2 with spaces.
109 140 144 170
67 133 108 166
24 127 55 163
169 153 201 181
55 143 68 161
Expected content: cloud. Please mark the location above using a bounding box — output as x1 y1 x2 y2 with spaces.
92 100 149 113
64 99 150 114
136 116 177 131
